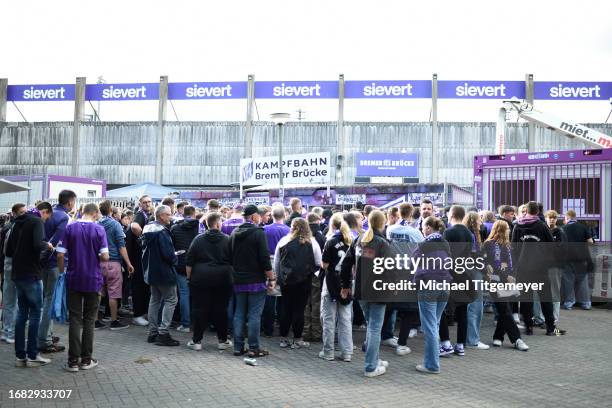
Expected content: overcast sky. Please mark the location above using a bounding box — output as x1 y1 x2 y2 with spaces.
3 0 612 123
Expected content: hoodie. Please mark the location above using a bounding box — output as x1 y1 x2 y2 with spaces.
511 215 553 282
186 229 234 288
170 218 200 272
5 212 48 281
141 222 178 286
229 222 272 286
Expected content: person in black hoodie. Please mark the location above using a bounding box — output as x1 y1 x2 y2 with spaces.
512 201 565 336
6 202 53 367
229 204 275 357
186 212 234 351
303 212 325 342
170 205 199 332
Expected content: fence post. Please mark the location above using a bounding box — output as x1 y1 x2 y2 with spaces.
336 74 345 187
526 73 535 152
0 78 7 122
431 73 439 183
245 74 255 160
155 75 168 185
72 77 86 176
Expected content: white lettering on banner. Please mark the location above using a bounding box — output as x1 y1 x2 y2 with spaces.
241 152 331 187
185 84 233 98
255 157 328 170
549 84 601 98
456 83 506 97
273 83 321 97
101 85 147 99
23 87 66 100
363 83 413 97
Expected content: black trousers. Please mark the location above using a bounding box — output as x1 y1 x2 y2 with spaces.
493 302 521 343
439 302 467 344
398 309 420 346
131 266 150 318
67 289 100 361
520 276 555 331
280 281 311 339
191 285 231 343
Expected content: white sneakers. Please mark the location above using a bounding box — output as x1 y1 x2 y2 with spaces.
218 340 233 350
279 338 291 348
80 359 98 370
467 342 490 350
291 339 310 349
514 339 529 351
175 325 191 333
492 339 503 347
1 335 15 344
416 364 440 374
187 340 202 351
395 345 411 356
408 329 418 339
132 316 149 327
318 350 335 361
364 365 386 377
381 337 398 348
26 354 52 367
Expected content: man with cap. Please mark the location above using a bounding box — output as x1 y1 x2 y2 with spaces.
228 204 275 357
222 203 245 236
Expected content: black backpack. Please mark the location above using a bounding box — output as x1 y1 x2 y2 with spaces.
279 238 315 285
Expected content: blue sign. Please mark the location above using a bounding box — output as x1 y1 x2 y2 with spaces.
7 84 75 101
534 82 612 100
255 81 338 98
86 83 159 101
345 80 431 98
168 82 247 99
356 152 419 177
438 81 525 99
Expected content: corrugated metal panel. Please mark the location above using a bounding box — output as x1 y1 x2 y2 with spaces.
1 121 611 188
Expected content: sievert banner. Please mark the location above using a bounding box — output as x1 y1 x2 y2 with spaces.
345 80 431 98
240 152 331 186
438 80 525 99
168 82 247 100
85 83 159 101
254 81 338 98
356 152 419 177
7 84 75 101
534 82 612 100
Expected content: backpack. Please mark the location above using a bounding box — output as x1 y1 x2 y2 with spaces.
279 238 315 285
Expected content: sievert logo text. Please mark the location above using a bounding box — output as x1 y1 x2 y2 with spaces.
23 86 67 100
102 85 147 99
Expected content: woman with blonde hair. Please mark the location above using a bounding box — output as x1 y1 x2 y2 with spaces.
273 218 322 349
319 213 354 362
483 220 528 351
341 209 392 377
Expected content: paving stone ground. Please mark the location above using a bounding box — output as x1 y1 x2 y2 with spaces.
1 306 611 408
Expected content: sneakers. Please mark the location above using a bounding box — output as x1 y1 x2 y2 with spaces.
15 357 26 367
378 359 389 368
291 339 310 349
155 333 180 346
512 313 520 323
1 335 15 344
101 316 112 323
546 327 567 336
408 329 418 339
110 320 129 331
514 339 529 351
26 354 52 367
64 359 80 372
176 325 191 333
279 338 291 348
416 364 440 374
94 320 106 330
439 344 454 357
217 339 233 350
147 333 158 343
318 350 335 361
187 340 202 351
395 345 411 356
381 337 398 348
341 353 352 362
80 358 98 370
454 344 465 356
467 342 490 350
492 339 503 347
364 365 386 378
525 327 534 336
133 316 149 327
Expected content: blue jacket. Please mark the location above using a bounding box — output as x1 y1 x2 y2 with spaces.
98 216 126 262
43 204 70 267
141 222 178 286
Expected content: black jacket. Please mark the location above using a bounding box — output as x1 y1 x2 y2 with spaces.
309 223 326 251
322 233 352 301
170 218 200 271
229 222 272 285
511 218 553 282
285 212 302 226
5 213 48 280
443 224 478 302
187 229 234 288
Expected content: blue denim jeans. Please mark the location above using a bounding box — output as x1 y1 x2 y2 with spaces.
38 266 60 348
418 290 448 372
1 258 18 340
466 272 484 346
562 262 591 309
14 279 44 360
359 301 386 373
233 290 266 352
175 274 191 327
381 308 397 340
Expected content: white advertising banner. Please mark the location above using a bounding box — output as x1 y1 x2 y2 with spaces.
240 152 331 187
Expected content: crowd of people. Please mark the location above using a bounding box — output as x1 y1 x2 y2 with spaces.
0 191 595 377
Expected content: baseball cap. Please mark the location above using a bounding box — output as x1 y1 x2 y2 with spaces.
242 204 263 217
